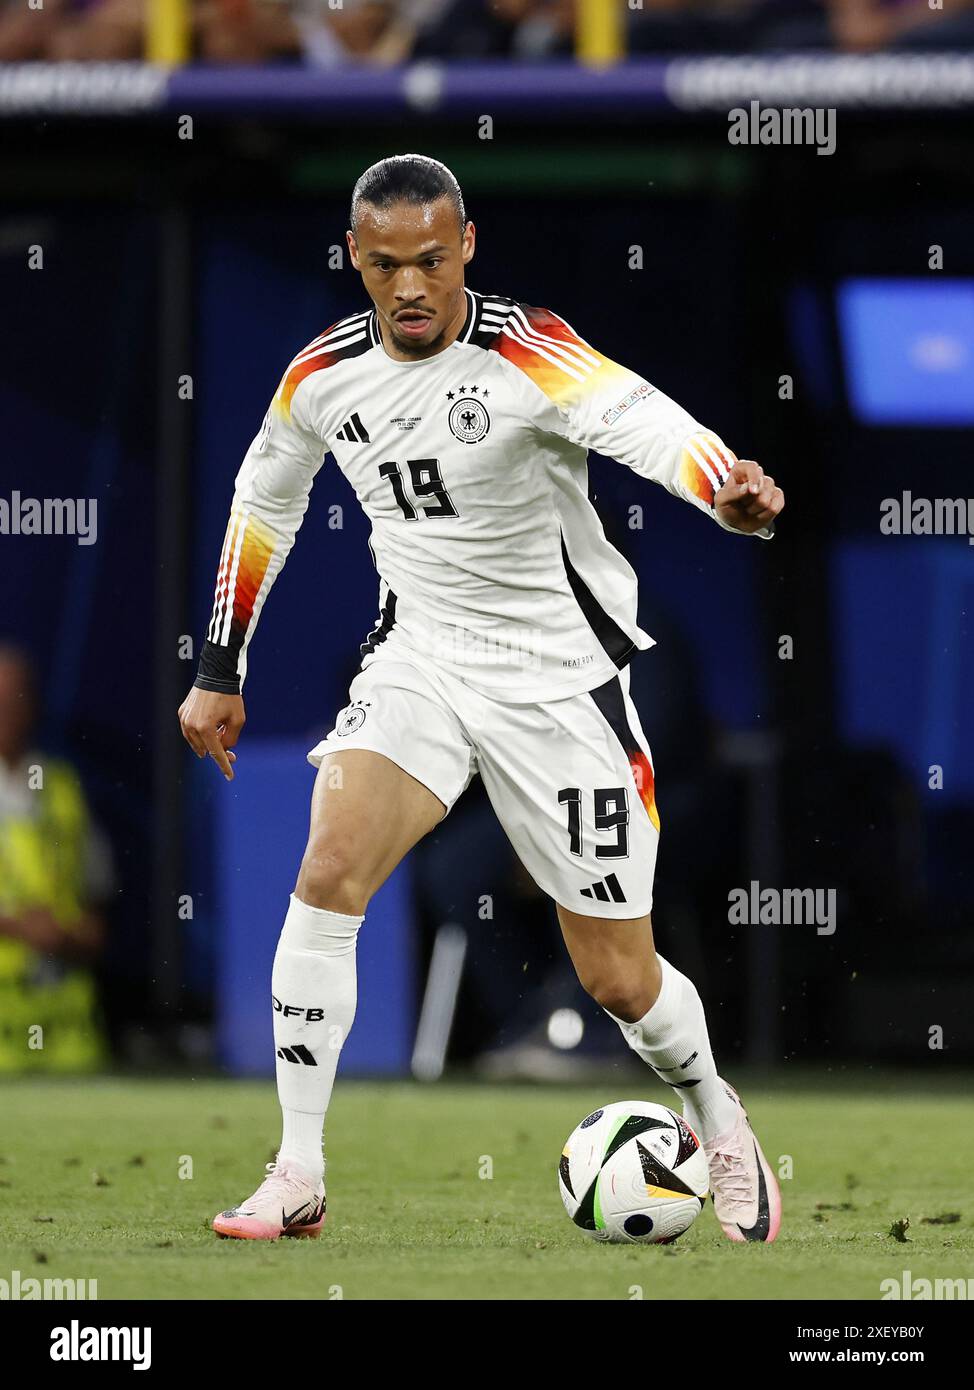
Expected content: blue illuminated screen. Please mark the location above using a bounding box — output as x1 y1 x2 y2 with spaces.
837 278 974 425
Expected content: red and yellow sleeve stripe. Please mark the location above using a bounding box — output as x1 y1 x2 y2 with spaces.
679 431 738 507
207 507 277 654
490 303 630 407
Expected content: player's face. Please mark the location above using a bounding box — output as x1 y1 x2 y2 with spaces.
347 198 475 360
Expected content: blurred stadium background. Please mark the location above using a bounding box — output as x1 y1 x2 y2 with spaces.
2 0 972 1091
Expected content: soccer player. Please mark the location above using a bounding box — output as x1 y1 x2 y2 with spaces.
179 155 785 1244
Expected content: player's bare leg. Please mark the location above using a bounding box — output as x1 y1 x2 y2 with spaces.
556 906 661 1022
213 749 445 1240
556 904 781 1243
296 748 446 912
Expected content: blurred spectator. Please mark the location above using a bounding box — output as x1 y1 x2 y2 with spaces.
293 0 418 65
628 0 763 55
622 0 974 55
0 0 74 60
412 0 574 60
1 0 972 68
0 645 112 1071
0 0 302 63
0 0 145 61
293 0 575 68
0 0 578 64
824 0 974 51
196 0 301 63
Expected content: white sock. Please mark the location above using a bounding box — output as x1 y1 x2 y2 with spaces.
604 952 738 1142
271 892 363 1182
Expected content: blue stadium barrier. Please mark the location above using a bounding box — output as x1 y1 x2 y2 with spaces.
214 739 417 1075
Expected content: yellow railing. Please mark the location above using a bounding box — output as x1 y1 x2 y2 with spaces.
146 0 192 66
576 0 626 67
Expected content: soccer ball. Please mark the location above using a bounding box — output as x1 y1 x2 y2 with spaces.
558 1100 709 1244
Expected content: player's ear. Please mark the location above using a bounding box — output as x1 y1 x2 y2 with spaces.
346 230 360 270
461 221 476 266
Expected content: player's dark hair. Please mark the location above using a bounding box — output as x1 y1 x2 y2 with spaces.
350 154 466 236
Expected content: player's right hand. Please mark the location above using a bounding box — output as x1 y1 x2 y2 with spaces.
178 686 245 782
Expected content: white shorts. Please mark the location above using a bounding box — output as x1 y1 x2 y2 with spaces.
307 651 661 919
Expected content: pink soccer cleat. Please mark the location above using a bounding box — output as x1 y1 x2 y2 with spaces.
701 1080 781 1244
212 1157 326 1241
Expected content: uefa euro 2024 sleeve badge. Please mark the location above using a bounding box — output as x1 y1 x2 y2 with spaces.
445 386 491 444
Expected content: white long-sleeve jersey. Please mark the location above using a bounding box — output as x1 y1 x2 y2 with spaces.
196 289 769 703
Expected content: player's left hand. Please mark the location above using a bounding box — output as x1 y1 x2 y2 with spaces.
714 460 784 534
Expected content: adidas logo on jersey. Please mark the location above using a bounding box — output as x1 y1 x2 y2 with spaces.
579 873 627 904
336 412 370 443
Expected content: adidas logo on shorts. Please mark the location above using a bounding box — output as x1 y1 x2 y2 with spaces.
579 873 627 904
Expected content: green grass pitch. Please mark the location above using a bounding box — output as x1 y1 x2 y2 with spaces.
1 1068 971 1300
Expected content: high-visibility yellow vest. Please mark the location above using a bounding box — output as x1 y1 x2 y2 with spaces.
0 760 107 1072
